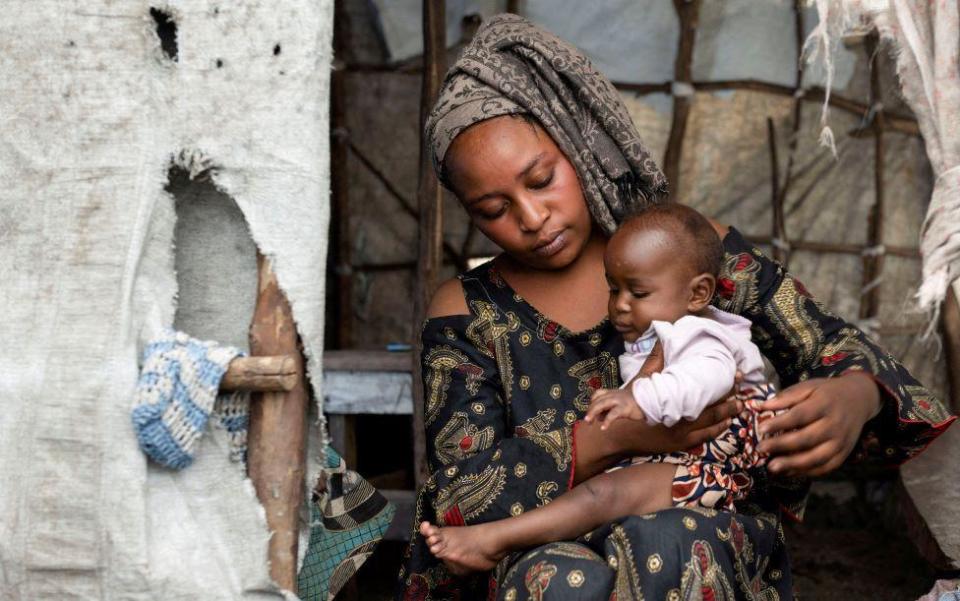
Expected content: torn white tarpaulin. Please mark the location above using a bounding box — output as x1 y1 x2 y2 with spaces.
808 0 960 334
0 1 332 599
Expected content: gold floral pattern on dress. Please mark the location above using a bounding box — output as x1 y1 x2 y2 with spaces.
511 502 524 515
520 331 533 346
550 384 562 399
524 560 558 601
519 375 531 390
515 410 573 470
471 401 486 414
567 352 619 411
433 465 506 526
683 516 697 531
536 480 559 506
515 462 527 478
536 316 563 343
564 410 577 425
714 251 761 315
465 300 519 399
423 346 474 426
764 277 824 373
553 340 565 357
646 553 662 573
679 540 735 601
609 525 643 601
903 384 952 423
566 569 585 587
434 411 496 466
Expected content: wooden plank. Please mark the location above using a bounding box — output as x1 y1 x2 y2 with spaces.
323 349 412 372
412 0 446 488
221 355 297 392
324 371 413 415
246 253 309 594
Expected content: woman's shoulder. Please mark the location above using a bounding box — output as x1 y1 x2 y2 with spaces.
426 258 502 319
427 277 469 318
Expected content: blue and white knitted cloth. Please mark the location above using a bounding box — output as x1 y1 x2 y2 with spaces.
132 329 249 469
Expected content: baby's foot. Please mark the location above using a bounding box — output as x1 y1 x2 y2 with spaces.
419 521 505 575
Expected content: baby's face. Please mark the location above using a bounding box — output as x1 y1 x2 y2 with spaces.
604 228 696 342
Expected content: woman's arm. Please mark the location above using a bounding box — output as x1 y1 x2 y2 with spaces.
711 225 955 478
418 309 580 526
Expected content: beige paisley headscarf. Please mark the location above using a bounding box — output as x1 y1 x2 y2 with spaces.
425 13 668 234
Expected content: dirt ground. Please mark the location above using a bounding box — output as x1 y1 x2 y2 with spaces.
347 480 948 600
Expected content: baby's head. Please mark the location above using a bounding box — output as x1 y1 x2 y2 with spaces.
605 203 723 342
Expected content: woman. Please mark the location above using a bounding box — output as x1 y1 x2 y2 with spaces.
397 14 954 600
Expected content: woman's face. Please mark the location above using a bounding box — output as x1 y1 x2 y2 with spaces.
444 115 593 270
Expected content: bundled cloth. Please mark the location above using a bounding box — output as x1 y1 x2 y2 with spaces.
425 13 667 235
298 447 395 601
132 329 249 469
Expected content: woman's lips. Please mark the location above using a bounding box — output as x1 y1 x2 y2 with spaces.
533 230 567 257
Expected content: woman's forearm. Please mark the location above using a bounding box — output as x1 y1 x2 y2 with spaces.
572 396 742 485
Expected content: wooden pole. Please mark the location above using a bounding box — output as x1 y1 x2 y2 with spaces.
247 252 308 593
942 287 960 414
663 0 701 197
221 355 298 392
860 33 886 322
330 0 353 348
766 118 787 265
412 0 446 487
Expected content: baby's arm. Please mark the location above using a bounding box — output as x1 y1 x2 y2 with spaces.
632 326 738 427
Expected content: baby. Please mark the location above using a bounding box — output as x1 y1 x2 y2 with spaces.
420 203 779 575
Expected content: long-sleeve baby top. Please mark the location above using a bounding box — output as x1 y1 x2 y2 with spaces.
619 305 767 427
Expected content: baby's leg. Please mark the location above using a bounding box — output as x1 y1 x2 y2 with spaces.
421 461 675 575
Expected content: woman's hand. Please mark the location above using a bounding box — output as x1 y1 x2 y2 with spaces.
757 371 882 477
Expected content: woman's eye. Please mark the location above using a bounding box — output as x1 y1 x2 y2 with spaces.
529 172 554 190
477 203 508 219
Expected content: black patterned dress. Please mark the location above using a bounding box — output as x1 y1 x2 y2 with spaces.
397 228 955 601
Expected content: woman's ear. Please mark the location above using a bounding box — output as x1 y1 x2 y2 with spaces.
687 273 716 312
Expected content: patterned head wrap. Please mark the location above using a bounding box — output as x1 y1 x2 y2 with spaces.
425 13 668 234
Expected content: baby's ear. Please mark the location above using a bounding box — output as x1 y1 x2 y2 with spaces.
688 273 716 312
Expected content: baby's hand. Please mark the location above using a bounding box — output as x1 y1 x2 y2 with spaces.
585 388 645 429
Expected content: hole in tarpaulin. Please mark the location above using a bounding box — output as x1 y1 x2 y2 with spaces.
150 7 178 62
273 44 281 56
168 165 257 349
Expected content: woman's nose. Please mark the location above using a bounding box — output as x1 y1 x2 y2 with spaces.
516 196 549 233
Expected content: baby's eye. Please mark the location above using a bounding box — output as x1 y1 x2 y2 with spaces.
630 291 649 299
